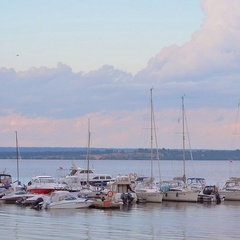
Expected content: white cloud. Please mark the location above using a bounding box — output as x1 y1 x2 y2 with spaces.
136 0 240 84
1 0 240 149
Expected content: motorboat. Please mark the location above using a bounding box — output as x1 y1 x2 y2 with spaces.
58 164 114 188
1 190 35 204
43 191 94 209
0 173 13 198
26 175 67 194
0 173 30 203
218 177 240 201
16 194 50 207
91 194 123 209
60 175 106 198
106 175 137 204
187 177 206 191
161 178 199 202
198 185 224 203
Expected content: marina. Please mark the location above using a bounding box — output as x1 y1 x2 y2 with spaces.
1 1 240 239
1 159 240 239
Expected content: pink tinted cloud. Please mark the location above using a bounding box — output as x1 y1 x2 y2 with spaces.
0 106 238 150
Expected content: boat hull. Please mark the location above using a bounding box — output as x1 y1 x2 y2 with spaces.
27 188 55 195
162 191 198 202
47 200 93 209
136 191 163 203
218 190 240 201
1 193 35 204
91 199 122 209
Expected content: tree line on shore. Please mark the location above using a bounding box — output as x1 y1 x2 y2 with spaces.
0 147 239 160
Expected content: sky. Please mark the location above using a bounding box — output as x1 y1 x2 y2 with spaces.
1 0 240 150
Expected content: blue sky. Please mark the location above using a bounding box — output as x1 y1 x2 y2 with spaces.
1 0 240 150
1 0 203 73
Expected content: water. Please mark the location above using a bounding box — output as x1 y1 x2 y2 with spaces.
1 159 240 239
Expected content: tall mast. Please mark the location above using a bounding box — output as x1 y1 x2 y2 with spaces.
182 96 186 184
150 87 154 181
86 118 91 187
15 131 20 184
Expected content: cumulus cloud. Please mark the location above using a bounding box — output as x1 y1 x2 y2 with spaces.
135 0 240 107
1 0 240 149
0 63 133 119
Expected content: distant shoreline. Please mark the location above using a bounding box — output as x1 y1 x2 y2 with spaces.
0 147 239 161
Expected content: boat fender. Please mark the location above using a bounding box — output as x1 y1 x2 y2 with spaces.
176 192 179 197
107 190 114 198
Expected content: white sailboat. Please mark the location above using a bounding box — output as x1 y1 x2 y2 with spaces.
134 87 163 203
1 131 34 204
162 96 199 202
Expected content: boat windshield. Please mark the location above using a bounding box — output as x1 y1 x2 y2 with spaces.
39 178 56 183
0 174 12 184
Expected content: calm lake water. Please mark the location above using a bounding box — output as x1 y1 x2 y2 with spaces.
1 159 240 240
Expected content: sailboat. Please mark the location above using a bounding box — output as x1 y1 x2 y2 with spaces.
134 87 163 203
162 96 199 202
1 131 35 204
59 119 114 191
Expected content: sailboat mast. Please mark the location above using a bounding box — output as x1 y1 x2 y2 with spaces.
182 96 186 184
86 119 91 187
15 131 20 183
150 87 154 180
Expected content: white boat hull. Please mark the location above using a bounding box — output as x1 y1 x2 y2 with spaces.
218 190 240 201
136 191 163 203
48 199 93 209
162 191 198 202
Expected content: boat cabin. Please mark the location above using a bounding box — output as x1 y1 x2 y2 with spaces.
110 175 134 193
0 174 12 185
30 176 56 185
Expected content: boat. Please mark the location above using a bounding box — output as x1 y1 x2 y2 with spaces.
198 185 224 203
187 177 206 191
107 175 138 204
1 190 35 204
58 120 114 190
16 193 50 207
134 87 163 203
162 97 199 202
161 178 199 202
0 132 26 200
91 194 123 209
59 164 114 189
0 173 13 198
218 177 240 201
42 191 94 209
26 175 67 194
